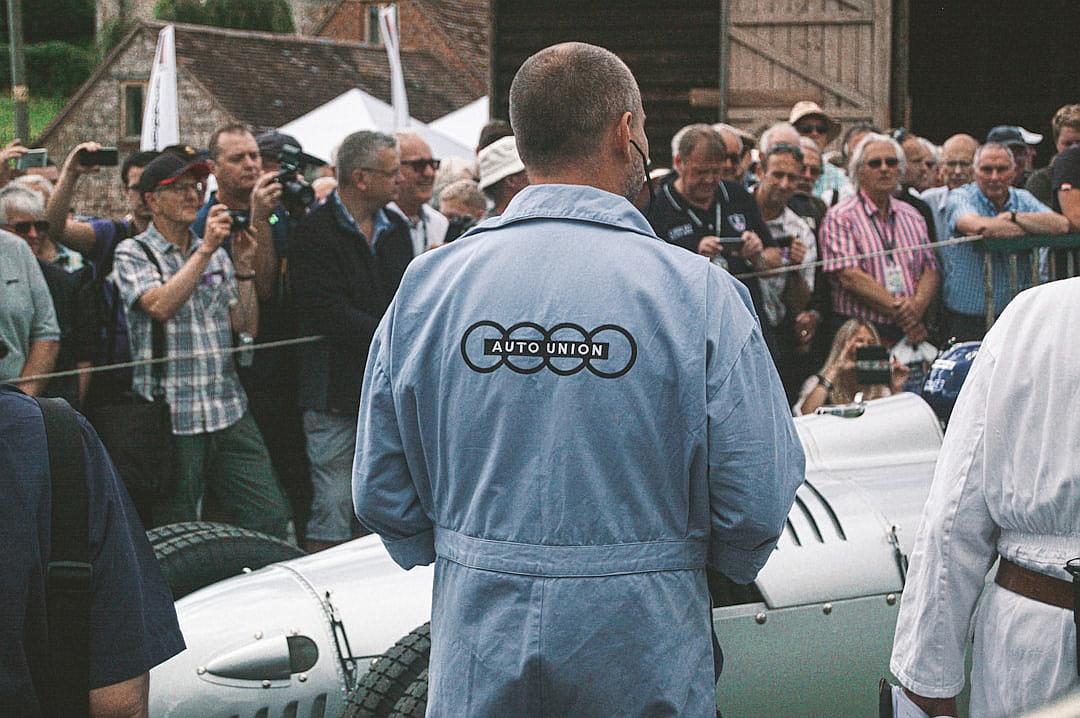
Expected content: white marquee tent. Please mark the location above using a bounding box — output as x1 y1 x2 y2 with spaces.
429 96 489 150
279 88 474 165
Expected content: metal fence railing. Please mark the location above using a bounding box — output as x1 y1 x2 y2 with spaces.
978 233 1080 330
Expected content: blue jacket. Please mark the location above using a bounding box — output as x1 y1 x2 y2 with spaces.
353 184 805 717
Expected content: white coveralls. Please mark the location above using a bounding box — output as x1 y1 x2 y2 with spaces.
890 278 1080 716
353 184 804 717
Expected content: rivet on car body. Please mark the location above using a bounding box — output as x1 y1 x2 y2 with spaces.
262 680 272 688
298 673 308 682
196 666 206 675
254 631 263 640
755 612 767 625
886 593 897 605
822 603 833 615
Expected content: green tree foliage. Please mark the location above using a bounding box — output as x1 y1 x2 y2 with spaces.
154 0 295 33
0 0 95 44
0 41 95 97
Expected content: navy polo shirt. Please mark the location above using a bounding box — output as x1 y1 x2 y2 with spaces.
0 386 184 715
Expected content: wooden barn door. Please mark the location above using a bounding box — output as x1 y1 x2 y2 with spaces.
724 0 892 138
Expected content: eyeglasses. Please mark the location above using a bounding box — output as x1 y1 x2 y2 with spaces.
866 157 900 169
797 122 830 135
157 181 205 195
5 220 49 235
943 160 972 169
401 158 441 172
360 166 402 176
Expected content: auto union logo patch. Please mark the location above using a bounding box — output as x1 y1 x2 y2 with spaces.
727 213 747 233
460 321 637 378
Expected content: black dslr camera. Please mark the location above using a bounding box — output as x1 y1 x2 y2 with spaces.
275 144 315 219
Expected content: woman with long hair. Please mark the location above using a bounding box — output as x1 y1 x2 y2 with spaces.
794 318 909 415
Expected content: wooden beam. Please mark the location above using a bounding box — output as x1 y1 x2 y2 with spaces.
731 14 872 26
692 87 825 109
729 27 870 108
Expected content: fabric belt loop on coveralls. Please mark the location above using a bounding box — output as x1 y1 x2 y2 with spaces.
434 527 707 577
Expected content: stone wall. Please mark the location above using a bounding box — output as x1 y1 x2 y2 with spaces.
42 28 235 220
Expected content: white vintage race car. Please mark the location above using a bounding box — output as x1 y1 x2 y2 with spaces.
148 392 945 717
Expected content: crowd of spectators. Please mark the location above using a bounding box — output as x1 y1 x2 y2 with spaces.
3 101 1080 548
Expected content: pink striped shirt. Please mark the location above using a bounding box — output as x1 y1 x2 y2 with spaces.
820 191 938 325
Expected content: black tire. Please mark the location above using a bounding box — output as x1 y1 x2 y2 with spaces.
153 525 305 599
388 670 428 718
343 623 431 718
145 521 233 549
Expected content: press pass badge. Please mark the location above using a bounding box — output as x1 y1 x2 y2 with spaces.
884 261 906 295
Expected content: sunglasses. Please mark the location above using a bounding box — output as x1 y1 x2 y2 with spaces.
401 158 441 172
797 122 830 135
866 157 900 169
6 220 49 235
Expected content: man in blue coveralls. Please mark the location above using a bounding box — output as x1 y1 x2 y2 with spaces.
353 42 805 717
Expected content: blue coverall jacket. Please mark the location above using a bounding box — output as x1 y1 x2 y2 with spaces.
353 184 805 717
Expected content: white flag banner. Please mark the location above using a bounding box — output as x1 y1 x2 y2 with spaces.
141 25 180 150
379 5 409 130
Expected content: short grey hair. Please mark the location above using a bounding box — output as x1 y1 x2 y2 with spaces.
13 174 55 202
974 142 1017 168
672 124 726 162
919 137 940 163
798 136 822 158
758 122 800 154
438 179 487 214
431 156 477 209
509 42 642 174
0 184 45 224
848 133 906 192
336 131 397 183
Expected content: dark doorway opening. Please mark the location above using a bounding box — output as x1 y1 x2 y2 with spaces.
908 1 1080 163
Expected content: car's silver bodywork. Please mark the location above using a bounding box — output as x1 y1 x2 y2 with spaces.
149 393 943 717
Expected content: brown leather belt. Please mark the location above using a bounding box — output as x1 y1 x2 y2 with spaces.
995 557 1073 610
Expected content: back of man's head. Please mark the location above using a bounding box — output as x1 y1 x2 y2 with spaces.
509 42 641 175
477 120 513 153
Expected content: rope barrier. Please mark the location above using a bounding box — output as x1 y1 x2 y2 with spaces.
730 233 988 280
7 334 325 386
5 233 1030 387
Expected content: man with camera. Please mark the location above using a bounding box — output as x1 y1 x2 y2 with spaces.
289 130 413 553
111 151 289 537
44 142 161 405
192 126 315 539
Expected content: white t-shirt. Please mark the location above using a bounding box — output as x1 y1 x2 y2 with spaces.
760 207 817 327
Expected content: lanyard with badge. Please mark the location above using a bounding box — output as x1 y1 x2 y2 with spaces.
868 203 906 296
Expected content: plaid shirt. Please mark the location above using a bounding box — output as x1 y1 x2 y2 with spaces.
112 223 246 435
820 191 939 325
941 183 1052 316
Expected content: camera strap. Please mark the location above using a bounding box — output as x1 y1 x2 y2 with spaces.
135 240 168 400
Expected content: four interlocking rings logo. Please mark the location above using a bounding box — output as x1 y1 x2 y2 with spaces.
460 321 637 378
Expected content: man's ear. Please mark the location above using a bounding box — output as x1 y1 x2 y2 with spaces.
142 191 157 214
615 111 634 156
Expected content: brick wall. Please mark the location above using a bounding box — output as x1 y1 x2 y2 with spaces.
42 29 235 220
95 0 336 36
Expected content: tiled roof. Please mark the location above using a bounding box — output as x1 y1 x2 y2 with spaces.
166 21 475 127
412 0 488 94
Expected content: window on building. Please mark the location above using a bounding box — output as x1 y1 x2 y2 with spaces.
121 82 145 139
366 3 397 45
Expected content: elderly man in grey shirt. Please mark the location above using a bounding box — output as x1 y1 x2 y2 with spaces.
0 228 59 394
